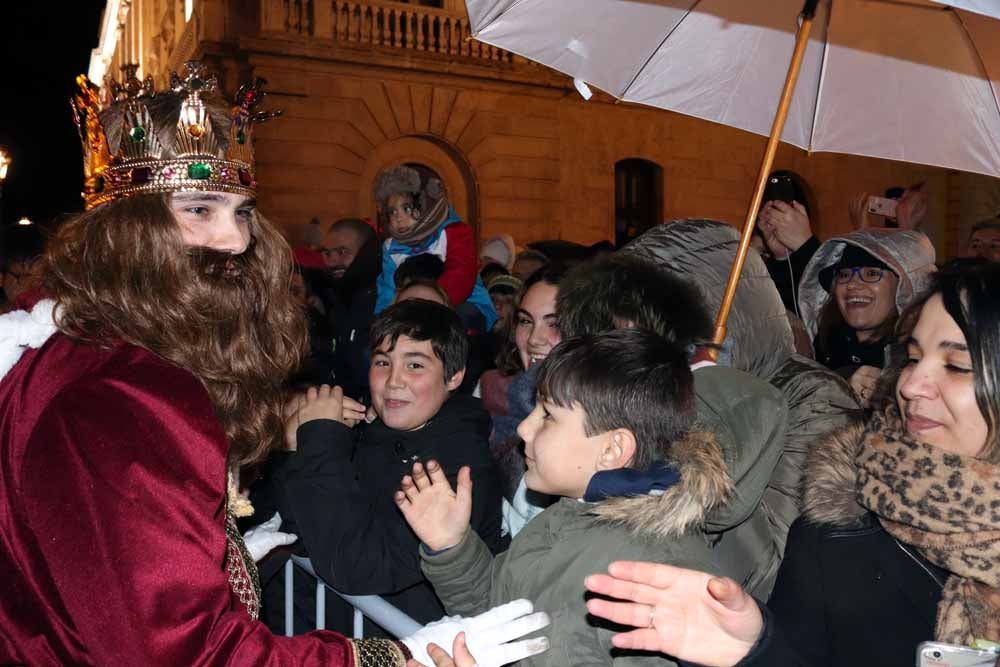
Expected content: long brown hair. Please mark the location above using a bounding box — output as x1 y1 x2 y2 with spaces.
42 193 307 467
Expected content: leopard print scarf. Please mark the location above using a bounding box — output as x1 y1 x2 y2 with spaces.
857 406 1000 646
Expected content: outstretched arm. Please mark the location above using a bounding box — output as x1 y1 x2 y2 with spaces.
584 561 762 667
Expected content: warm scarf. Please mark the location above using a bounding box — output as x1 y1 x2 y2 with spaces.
856 405 1000 647
583 461 681 502
390 185 450 246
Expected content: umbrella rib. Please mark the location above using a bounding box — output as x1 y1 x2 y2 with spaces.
616 0 705 101
952 9 1000 127
469 0 533 37
807 0 834 151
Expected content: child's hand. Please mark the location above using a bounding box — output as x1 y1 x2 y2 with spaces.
283 392 306 450
295 384 349 426
395 460 472 552
342 395 367 428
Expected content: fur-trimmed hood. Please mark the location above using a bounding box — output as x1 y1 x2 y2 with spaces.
802 417 868 526
588 430 734 539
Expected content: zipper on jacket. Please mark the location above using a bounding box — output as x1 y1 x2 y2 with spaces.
893 539 946 589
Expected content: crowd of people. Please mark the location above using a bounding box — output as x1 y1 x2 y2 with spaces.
3 60 1000 667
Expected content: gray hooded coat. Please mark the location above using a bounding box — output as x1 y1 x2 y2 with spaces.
623 219 861 597
798 228 937 342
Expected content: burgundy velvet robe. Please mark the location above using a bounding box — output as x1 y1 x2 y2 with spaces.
0 332 358 665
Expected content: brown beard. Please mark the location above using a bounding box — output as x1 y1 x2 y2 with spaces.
188 243 254 282
43 194 307 468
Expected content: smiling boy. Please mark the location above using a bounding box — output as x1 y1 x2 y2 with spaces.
397 329 733 666
274 299 504 629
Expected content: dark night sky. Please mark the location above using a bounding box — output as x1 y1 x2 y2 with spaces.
0 3 107 227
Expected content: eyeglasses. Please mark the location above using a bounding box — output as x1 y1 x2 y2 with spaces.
833 266 887 284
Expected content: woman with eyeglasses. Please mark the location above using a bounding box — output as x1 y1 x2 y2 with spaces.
797 229 936 406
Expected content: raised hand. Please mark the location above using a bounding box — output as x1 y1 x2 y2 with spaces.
342 395 367 427
291 384 352 427
395 460 471 552
849 192 874 230
895 183 928 230
849 364 881 407
584 560 763 667
767 200 813 253
283 392 306 450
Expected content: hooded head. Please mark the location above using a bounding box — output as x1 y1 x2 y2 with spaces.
799 229 937 342
622 219 795 379
373 165 450 245
480 234 516 270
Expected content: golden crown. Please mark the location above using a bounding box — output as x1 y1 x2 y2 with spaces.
72 61 281 210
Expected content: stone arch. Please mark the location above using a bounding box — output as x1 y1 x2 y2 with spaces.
360 135 478 238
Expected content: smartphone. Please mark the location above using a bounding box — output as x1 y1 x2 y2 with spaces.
867 195 899 218
917 641 999 667
763 174 798 205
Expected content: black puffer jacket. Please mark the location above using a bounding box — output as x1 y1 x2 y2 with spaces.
274 393 505 625
741 420 947 667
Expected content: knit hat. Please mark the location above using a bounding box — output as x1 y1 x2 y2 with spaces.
487 274 523 294
480 234 517 270
818 244 895 292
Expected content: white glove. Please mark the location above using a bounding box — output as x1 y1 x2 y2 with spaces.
241 512 298 562
403 599 550 667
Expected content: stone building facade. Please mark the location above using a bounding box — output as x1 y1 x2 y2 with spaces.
91 0 998 257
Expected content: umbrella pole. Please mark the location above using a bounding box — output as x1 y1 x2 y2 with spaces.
711 0 820 353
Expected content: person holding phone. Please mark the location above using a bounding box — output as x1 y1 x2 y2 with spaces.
756 170 821 315
584 260 1000 667
849 183 929 232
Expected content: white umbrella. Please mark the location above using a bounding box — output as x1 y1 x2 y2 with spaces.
465 0 1000 345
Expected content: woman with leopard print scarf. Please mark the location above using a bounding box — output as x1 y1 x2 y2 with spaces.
582 259 1000 667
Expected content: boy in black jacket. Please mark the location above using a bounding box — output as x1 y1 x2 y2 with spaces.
276 299 504 630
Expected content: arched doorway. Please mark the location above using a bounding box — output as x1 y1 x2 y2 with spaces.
360 135 478 239
615 158 663 247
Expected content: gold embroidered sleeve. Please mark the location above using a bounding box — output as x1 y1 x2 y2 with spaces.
350 638 411 667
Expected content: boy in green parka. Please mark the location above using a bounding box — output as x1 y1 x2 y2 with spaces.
396 329 732 666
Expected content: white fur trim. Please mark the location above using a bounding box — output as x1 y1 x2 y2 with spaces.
0 299 58 380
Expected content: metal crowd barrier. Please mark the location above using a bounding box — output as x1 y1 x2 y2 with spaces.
284 556 422 639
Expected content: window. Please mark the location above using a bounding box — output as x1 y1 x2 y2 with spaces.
615 159 663 246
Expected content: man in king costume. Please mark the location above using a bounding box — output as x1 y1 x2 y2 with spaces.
0 62 546 666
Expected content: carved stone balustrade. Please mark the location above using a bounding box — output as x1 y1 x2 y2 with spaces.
259 0 517 64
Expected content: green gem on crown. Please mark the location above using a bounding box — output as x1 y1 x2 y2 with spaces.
188 162 212 179
190 77 203 90
129 126 146 142
236 130 246 145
